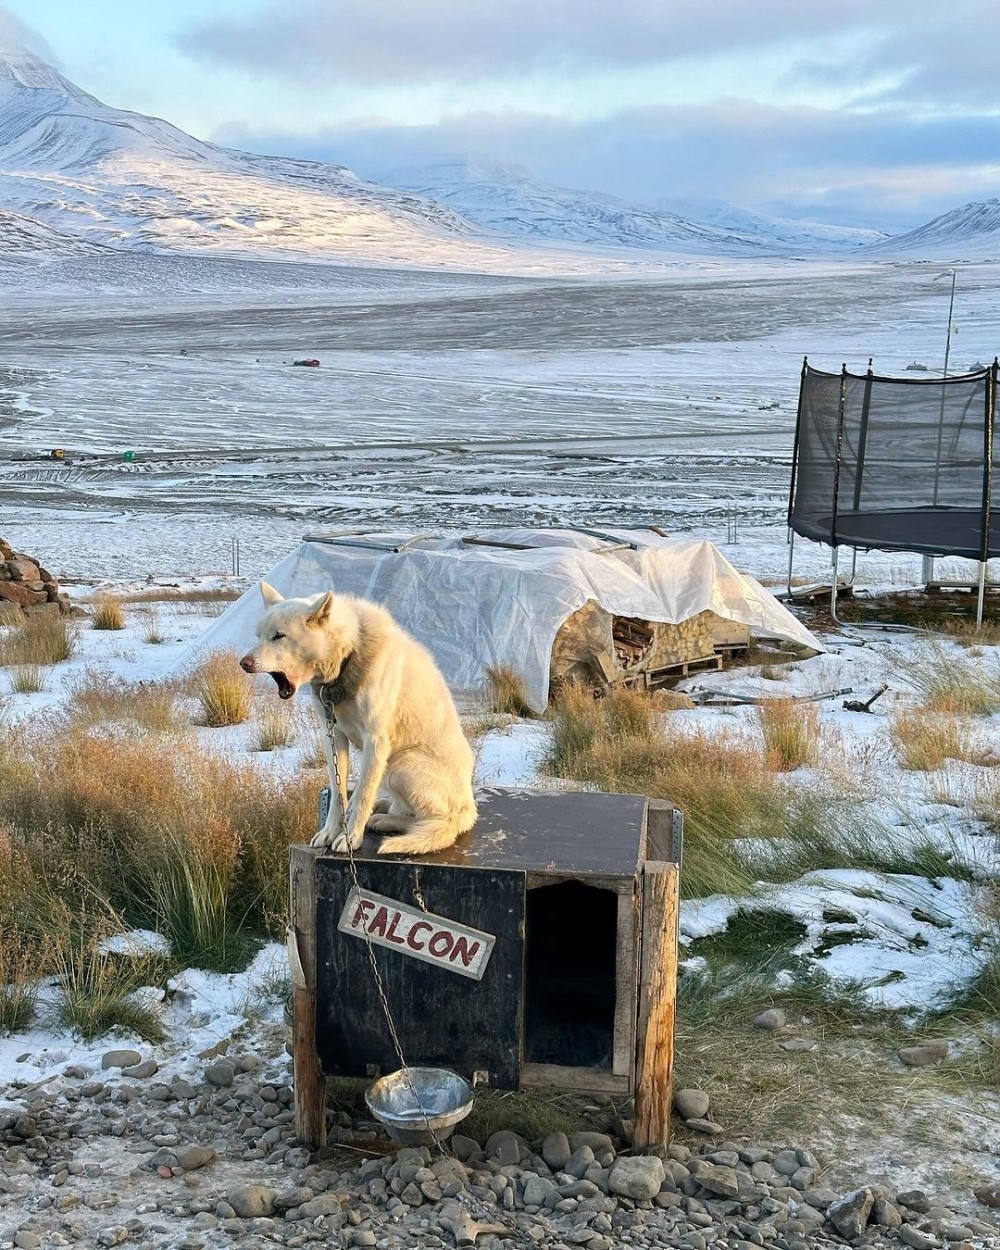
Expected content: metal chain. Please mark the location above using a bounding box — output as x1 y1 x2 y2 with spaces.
317 692 540 1246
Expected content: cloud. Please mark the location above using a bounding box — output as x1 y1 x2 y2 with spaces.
0 4 59 62
218 99 1000 230
179 0 943 84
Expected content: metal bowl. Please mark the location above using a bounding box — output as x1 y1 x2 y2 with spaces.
365 1067 474 1146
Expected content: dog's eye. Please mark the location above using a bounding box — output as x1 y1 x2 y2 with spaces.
272 632 285 641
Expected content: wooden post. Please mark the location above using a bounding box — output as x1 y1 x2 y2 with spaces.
633 860 679 1152
289 846 327 1149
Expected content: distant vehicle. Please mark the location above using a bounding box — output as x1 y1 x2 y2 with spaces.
292 358 321 367
905 361 929 371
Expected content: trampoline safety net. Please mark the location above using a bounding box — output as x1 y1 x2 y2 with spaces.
788 361 1000 561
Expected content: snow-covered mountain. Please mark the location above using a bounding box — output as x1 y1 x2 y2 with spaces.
0 207 108 255
0 43 503 267
374 159 885 255
871 200 1000 259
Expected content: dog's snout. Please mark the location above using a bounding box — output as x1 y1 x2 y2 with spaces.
239 654 256 673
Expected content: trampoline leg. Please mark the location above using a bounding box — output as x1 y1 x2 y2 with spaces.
786 529 796 597
976 562 987 627
921 555 935 589
830 546 841 623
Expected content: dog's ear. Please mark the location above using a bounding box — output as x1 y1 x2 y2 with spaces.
307 590 335 626
260 581 284 607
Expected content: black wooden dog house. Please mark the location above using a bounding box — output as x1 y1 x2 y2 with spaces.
289 788 681 1150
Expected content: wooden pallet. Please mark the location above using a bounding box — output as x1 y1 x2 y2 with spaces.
624 653 722 689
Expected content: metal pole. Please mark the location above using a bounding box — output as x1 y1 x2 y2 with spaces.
977 359 997 627
831 544 840 622
786 357 808 530
786 528 796 597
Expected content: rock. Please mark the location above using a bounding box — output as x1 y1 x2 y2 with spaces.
483 1130 525 1166
752 1009 786 1031
871 1198 903 1228
102 1049 142 1070
772 1150 799 1177
897 1189 932 1212
827 1187 874 1239
685 1118 724 1135
674 1089 710 1120
898 1041 948 1067
542 1131 571 1171
569 1132 614 1153
697 1164 739 1199
227 1185 278 1218
566 1146 595 1178
804 1188 838 1210
0 581 45 608
11 1116 36 1138
176 1145 216 1171
451 1135 480 1162
295 1195 343 1219
973 1182 1000 1207
15 1233 41 1250
779 1038 817 1052
898 1227 938 1250
523 1176 560 1207
205 1060 236 1087
607 1156 665 1201
123 1060 159 1079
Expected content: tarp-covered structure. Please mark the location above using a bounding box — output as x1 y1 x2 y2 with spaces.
790 361 1000 560
187 528 822 713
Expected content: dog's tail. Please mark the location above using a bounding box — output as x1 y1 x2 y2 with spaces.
376 804 477 858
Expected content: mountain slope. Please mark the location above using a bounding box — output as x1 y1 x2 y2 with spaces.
0 44 507 267
871 200 1000 259
0 207 108 255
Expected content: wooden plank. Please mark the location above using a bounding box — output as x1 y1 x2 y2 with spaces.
633 861 679 1152
289 845 327 1149
520 1063 631 1095
612 884 640 1079
645 801 680 864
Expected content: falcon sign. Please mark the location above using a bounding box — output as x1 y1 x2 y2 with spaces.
337 887 496 981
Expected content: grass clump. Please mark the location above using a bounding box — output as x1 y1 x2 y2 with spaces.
0 602 23 627
0 615 76 667
71 675 182 734
91 595 126 631
485 664 536 718
191 651 252 727
9 664 44 695
904 642 1000 715
54 937 166 1043
758 698 820 771
251 703 295 752
890 708 984 771
0 931 42 1033
142 611 165 645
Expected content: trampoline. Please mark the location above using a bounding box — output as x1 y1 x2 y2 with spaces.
788 359 999 621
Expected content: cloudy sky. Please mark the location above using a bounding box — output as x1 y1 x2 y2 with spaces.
6 0 1000 229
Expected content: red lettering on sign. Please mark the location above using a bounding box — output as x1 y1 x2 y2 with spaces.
407 920 432 951
353 897 375 927
428 930 454 958
451 936 481 968
368 906 389 937
384 911 406 945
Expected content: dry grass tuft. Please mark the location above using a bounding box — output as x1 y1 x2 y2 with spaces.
890 708 989 771
70 675 184 734
9 664 45 695
485 665 536 718
251 703 296 752
758 698 820 771
904 642 1000 715
141 611 165 645
91 595 126 631
0 602 23 627
190 651 252 727
0 615 77 667
121 587 242 605
0 930 42 1033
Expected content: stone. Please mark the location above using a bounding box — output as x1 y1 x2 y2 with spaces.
897 1189 932 1212
542 1131 572 1171
674 1089 710 1120
752 1009 786 1031
295 1195 344 1219
607 1156 665 1201
122 1060 159 1079
451 1135 480 1161
685 1118 724 1135
827 1187 874 1239
697 1165 739 1199
973 1183 1000 1207
274 1187 314 1212
14 1234 41 1250
779 1037 817 1052
566 1146 596 1178
523 1176 560 1207
227 1185 278 1218
898 1041 949 1067
484 1130 524 1166
205 1060 236 1087
898 1227 938 1250
569 1132 614 1153
176 1146 216 1171
102 1049 142 1070
803 1188 838 1210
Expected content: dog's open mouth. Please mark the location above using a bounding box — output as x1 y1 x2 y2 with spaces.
269 671 296 700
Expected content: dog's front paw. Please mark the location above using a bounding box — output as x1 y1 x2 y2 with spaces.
310 828 334 850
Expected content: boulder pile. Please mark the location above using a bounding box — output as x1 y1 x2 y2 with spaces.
0 538 68 617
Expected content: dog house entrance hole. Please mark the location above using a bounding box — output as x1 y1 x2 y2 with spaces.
524 880 617 1069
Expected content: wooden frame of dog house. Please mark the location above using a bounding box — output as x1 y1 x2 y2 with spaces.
288 788 681 1150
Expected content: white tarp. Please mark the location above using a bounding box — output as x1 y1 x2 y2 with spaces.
184 528 822 713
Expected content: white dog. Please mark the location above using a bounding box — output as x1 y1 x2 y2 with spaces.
239 582 477 857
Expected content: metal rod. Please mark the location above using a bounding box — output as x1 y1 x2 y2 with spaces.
931 268 957 506
853 359 874 513
831 545 841 623
976 562 988 627
786 357 808 531
978 358 997 626
829 364 849 550
786 528 796 596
